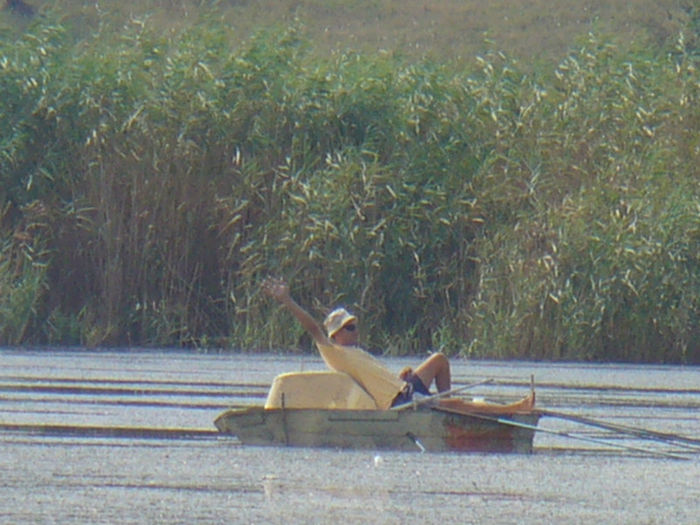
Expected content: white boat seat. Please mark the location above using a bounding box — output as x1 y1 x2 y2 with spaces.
264 371 378 410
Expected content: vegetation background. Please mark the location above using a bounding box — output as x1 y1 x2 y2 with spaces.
1 0 698 363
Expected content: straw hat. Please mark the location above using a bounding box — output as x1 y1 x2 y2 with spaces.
323 308 357 337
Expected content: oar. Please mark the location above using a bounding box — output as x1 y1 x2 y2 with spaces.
391 378 494 411
539 409 700 451
434 406 689 461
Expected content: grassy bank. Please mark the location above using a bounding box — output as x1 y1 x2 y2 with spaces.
0 3 698 362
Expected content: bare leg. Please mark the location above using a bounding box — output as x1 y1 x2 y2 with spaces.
413 353 451 393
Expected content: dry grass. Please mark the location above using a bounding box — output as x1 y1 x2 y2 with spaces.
3 0 692 66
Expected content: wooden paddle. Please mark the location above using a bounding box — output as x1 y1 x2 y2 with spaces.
538 409 700 451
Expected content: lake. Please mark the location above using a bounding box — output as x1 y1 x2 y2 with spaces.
1 348 698 524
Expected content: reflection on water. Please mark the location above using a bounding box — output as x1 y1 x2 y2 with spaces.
0 348 698 524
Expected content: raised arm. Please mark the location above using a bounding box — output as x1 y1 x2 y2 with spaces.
262 277 329 346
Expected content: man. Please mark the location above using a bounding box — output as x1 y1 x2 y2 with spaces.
262 277 451 409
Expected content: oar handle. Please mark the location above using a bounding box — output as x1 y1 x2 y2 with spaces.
391 378 494 411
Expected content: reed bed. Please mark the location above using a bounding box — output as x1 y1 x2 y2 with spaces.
0 8 698 362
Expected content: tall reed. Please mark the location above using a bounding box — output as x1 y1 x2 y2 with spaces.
0 12 697 363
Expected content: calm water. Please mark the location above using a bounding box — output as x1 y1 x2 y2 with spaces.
0 348 698 524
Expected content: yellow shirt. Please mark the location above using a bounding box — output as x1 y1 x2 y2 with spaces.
315 341 405 409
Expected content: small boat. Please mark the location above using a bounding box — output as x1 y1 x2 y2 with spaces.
214 370 540 453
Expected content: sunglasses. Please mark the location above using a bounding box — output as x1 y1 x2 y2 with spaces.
343 324 356 332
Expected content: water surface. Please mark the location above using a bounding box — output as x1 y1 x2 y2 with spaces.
1 348 698 524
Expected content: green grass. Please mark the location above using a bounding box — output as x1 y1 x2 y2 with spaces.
0 1 698 363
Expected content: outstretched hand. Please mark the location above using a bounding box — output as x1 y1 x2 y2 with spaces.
261 276 328 344
262 277 290 303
